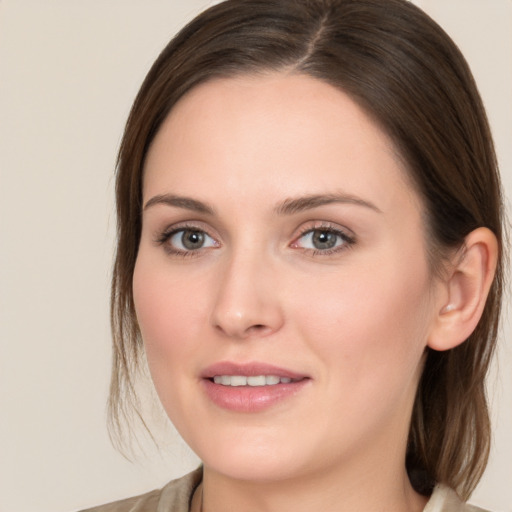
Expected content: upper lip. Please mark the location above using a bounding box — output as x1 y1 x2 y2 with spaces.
200 361 308 380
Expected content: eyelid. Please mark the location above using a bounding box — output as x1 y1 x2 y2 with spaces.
290 221 356 254
153 221 221 256
153 220 217 241
292 221 355 241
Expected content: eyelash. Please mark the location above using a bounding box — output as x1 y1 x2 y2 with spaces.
291 224 356 256
154 222 356 258
155 223 218 258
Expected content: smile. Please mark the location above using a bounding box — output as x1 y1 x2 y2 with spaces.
201 362 310 412
212 375 295 386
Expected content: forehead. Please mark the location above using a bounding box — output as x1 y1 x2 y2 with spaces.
143 73 419 216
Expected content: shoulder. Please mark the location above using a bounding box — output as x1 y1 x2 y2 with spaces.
77 467 203 512
425 485 493 512
77 489 161 512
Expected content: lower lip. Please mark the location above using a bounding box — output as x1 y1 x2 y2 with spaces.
201 379 309 412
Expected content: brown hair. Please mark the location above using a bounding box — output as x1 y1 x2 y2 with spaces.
109 0 505 499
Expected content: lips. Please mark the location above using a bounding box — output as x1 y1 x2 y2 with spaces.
212 375 295 386
200 362 310 412
201 361 306 380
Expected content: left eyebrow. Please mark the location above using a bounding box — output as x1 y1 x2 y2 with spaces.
274 193 382 215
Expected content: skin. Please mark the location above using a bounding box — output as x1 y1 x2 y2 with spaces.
133 73 448 512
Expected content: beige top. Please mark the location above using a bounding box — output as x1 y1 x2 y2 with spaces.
78 468 490 512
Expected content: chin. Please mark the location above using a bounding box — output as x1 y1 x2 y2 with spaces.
203 454 307 483
187 427 314 483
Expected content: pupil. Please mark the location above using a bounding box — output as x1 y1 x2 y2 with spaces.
312 230 336 250
182 230 204 250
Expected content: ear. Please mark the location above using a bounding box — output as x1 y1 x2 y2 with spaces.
427 227 498 351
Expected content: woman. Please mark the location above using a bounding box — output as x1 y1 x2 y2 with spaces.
85 0 505 510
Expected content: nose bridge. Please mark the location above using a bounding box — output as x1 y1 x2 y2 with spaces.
210 243 283 339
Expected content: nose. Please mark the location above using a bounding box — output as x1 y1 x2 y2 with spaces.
210 251 284 340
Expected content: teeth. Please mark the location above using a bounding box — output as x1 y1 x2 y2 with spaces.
212 375 295 387
230 376 247 387
247 375 266 386
265 375 280 385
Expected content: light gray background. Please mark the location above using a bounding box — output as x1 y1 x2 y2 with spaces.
0 1 510 511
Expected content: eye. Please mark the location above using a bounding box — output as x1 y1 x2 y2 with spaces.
157 226 219 255
171 229 215 250
292 226 355 254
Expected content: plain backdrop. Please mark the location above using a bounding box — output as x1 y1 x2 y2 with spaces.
0 1 511 511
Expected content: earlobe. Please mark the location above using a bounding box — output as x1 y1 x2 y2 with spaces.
428 227 498 352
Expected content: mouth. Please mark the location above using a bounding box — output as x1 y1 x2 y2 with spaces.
211 375 299 386
201 362 310 412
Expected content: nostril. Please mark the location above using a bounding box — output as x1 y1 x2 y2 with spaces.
214 322 272 338
247 324 268 335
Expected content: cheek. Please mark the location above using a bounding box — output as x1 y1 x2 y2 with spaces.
132 257 205 373
132 255 214 435
293 254 433 385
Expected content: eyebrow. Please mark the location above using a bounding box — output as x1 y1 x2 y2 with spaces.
274 193 381 215
143 192 381 216
143 194 215 215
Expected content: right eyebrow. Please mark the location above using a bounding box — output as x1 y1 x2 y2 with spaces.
143 194 215 215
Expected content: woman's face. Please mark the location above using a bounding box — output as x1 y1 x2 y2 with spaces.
134 74 443 483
